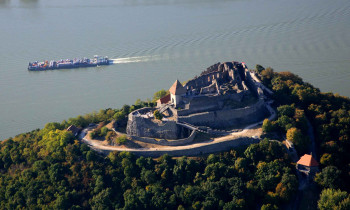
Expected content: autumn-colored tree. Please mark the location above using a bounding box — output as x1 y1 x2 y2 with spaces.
286 127 309 154
262 119 274 133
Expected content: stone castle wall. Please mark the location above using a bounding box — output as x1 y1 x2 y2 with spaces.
129 129 197 146
177 99 268 129
126 108 180 139
172 93 245 117
185 71 227 91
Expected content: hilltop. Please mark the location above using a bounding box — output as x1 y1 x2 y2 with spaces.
1 63 350 209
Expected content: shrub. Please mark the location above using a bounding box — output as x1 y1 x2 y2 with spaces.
116 135 127 145
153 110 163 120
105 131 114 141
90 126 110 139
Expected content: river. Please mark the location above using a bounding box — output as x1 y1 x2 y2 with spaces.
0 0 349 140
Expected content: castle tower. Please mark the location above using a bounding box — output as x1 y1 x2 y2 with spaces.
169 80 186 107
296 154 319 181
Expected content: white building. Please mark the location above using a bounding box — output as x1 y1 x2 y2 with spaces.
169 80 186 107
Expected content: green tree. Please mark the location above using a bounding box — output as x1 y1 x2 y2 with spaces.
86 150 97 162
320 153 334 166
105 131 114 141
116 135 127 145
260 67 275 85
141 169 156 184
315 166 341 189
261 203 278 210
100 127 108 137
276 115 295 132
48 163 65 182
153 110 163 120
277 104 295 118
318 188 350 210
113 112 125 123
255 64 265 73
262 119 274 133
90 188 112 210
286 127 309 154
153 89 169 101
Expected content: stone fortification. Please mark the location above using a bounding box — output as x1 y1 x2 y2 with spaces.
129 129 197 146
184 61 246 95
127 107 180 139
171 93 245 117
126 60 270 141
177 99 268 129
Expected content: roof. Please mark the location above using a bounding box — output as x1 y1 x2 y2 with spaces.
157 94 171 104
66 125 80 136
297 154 319 167
169 80 186 95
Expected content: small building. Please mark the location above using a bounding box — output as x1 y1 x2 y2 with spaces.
66 125 81 137
169 80 186 107
156 94 171 107
296 154 319 179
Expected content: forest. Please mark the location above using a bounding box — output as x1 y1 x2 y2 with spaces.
1 65 350 209
0 125 297 209
258 65 350 209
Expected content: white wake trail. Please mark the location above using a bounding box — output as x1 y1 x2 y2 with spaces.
110 55 161 64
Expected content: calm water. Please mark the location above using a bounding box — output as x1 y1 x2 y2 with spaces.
1 0 350 140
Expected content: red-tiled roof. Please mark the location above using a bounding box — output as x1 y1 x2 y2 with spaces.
297 154 319 167
157 94 170 104
169 80 186 95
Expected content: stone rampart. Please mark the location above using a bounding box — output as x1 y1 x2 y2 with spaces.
129 129 197 146
177 99 268 129
172 93 244 117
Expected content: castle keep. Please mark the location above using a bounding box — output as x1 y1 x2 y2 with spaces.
126 61 269 142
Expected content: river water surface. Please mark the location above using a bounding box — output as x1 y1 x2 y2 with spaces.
1 0 350 140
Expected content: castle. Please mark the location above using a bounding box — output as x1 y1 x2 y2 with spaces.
126 61 269 143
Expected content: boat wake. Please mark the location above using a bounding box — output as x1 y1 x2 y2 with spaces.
110 55 160 64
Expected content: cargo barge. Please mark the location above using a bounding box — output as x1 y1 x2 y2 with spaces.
28 55 111 71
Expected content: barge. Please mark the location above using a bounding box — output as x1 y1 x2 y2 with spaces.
28 55 111 71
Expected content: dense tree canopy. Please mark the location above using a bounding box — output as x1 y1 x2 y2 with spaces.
256 64 350 207
0 125 297 209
